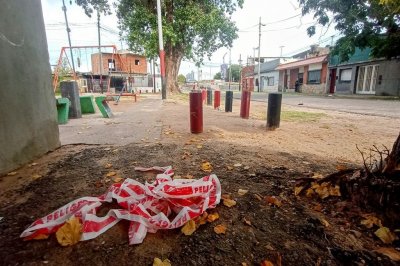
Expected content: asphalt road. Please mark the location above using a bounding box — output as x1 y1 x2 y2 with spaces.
232 92 400 118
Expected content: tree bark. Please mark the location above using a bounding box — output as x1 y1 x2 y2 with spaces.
383 133 400 175
165 49 183 94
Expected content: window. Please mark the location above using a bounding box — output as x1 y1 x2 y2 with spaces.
108 59 115 71
307 70 321 84
298 73 304 84
267 77 274 86
339 68 352 83
135 59 140 65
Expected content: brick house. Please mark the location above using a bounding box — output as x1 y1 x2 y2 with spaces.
276 55 329 94
88 50 148 93
241 65 255 91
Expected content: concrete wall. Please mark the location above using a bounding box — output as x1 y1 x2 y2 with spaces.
260 71 279 92
91 53 147 75
376 59 400 96
332 66 357 94
0 0 60 174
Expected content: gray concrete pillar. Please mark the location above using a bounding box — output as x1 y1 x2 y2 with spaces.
61 81 82 118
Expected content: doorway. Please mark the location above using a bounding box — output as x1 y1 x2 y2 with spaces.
329 69 337 94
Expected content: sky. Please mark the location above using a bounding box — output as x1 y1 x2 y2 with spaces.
41 0 339 79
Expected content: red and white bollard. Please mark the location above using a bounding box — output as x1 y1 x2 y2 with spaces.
214 90 221 110
240 90 251 119
190 90 203 133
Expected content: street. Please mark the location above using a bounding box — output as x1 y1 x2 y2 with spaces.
233 92 400 118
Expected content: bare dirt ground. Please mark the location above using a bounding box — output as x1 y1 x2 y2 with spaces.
0 94 399 265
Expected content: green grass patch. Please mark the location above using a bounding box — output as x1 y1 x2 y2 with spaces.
170 93 189 102
281 110 327 122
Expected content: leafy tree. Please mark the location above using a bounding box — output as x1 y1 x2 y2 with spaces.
226 64 240 82
74 0 110 16
213 72 222 80
116 0 243 93
299 0 400 61
55 58 73 93
177 74 186 84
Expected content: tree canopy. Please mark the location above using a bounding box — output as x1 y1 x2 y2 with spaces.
74 0 110 16
177 74 186 84
116 0 243 92
299 0 400 61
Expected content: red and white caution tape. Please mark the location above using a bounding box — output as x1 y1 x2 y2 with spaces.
20 166 221 244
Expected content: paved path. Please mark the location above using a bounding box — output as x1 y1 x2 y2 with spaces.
233 92 400 118
59 96 163 145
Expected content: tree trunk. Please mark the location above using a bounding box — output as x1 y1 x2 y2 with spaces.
165 50 183 94
383 133 400 175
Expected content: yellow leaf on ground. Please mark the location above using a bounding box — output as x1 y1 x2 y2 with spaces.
375 227 397 244
32 174 42 180
32 234 49 240
312 173 324 179
153 258 172 266
361 214 383 229
306 188 314 197
201 162 212 172
181 220 196 236
106 171 117 177
329 185 341 197
196 145 203 149
207 212 220 223
56 217 82 246
214 224 227 234
265 196 282 207
104 163 113 169
319 217 330 227
375 247 400 262
294 186 304 196
260 260 274 266
238 189 249 196
223 198 237 207
112 176 123 183
7 171 17 176
313 182 330 199
194 212 208 225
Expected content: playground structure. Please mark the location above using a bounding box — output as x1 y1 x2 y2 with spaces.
52 45 148 97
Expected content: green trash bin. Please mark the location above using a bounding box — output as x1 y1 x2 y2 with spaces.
56 98 70 124
95 96 113 118
80 95 96 114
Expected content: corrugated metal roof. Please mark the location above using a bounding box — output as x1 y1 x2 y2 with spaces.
276 55 327 70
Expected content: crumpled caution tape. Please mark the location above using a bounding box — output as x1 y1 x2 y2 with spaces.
20 166 221 245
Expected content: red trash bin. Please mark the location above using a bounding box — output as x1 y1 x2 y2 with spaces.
201 89 207 104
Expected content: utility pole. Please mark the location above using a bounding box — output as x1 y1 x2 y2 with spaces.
97 10 103 93
238 54 243 91
279 46 285 58
228 49 232 90
257 16 264 93
152 59 156 93
62 0 76 76
156 0 166 99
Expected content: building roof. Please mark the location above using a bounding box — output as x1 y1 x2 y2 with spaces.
276 55 327 70
255 59 281 74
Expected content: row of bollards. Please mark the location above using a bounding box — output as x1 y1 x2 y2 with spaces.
190 88 282 134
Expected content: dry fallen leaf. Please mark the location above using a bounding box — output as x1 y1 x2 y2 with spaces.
223 198 237 207
294 186 305 196
375 227 397 244
265 196 282 207
207 212 220 223
181 220 196 236
201 162 213 172
254 194 263 201
227 166 234 170
319 217 330 227
112 176 123 183
306 188 314 197
104 163 113 169
312 173 324 179
361 214 382 229
260 260 274 266
106 171 117 177
214 224 227 234
196 145 203 149
56 217 82 246
375 247 400 262
233 163 242 167
194 212 208 226
7 171 17 176
238 189 249 196
244 217 252 226
221 194 231 200
32 234 49 240
153 257 172 266
32 174 42 180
